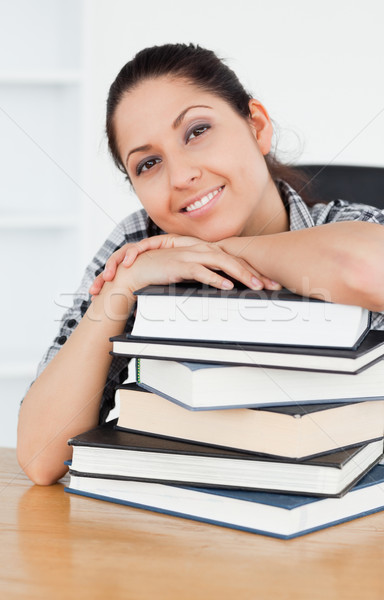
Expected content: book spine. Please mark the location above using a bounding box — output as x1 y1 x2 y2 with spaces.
136 358 141 384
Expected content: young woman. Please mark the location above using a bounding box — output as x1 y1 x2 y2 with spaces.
17 44 384 485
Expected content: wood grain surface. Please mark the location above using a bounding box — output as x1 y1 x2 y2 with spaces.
1 448 383 600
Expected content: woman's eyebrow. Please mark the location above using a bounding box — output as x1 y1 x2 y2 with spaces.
126 105 213 167
172 105 212 129
126 144 152 166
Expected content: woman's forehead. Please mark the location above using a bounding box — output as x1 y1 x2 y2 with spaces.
120 76 217 112
113 77 227 147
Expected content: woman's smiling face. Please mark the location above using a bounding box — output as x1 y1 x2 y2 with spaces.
113 76 286 241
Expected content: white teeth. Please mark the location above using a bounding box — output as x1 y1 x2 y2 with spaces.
185 187 222 212
192 199 203 209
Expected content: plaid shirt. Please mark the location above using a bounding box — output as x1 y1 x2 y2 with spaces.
34 180 384 421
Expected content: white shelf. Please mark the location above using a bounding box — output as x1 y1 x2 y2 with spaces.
0 71 83 86
0 216 79 230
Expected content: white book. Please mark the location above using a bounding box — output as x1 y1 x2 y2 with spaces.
65 465 384 540
132 283 370 348
136 357 384 409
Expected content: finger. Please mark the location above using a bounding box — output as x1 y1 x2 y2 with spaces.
122 236 169 265
171 252 258 291
121 238 167 268
246 270 282 290
89 273 105 296
104 247 131 280
180 263 236 290
236 268 281 291
142 234 202 250
122 235 198 267
165 235 203 248
262 278 282 290
235 258 282 290
187 251 265 291
122 247 140 267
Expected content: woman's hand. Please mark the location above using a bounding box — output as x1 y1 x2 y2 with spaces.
89 234 197 296
89 234 281 296
105 242 282 296
121 233 199 266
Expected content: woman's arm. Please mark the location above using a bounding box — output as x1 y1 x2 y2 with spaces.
17 242 265 485
17 280 134 485
90 221 384 310
218 221 384 311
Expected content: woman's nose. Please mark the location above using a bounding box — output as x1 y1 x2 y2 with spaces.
167 153 202 189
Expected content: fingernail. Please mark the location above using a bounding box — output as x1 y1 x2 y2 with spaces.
221 280 234 289
251 277 263 290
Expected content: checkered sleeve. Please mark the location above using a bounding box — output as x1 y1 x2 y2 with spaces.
31 208 151 422
309 199 384 330
310 199 384 227
278 181 384 330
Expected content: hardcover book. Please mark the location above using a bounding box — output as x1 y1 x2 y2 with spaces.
115 384 384 459
65 465 384 539
135 356 384 409
131 282 370 348
67 422 383 497
111 329 384 374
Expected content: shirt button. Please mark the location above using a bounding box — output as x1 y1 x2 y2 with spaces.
67 319 77 328
58 335 67 345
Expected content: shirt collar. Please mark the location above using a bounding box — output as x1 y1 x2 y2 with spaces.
276 179 315 230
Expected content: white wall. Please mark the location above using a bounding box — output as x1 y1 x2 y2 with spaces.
83 0 384 249
1 0 383 447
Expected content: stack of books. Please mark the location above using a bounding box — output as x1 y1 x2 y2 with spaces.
65 283 384 539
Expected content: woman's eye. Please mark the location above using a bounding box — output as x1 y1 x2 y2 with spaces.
186 124 210 142
136 157 161 175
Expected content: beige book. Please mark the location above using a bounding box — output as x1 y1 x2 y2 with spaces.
115 385 384 459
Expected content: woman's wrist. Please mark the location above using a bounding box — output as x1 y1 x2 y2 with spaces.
86 277 136 333
216 236 257 260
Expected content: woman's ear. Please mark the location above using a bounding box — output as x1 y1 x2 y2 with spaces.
248 99 273 156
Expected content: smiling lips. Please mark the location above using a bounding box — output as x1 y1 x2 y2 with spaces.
182 186 224 213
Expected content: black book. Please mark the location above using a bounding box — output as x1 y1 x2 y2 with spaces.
111 329 384 374
131 283 370 348
67 421 383 497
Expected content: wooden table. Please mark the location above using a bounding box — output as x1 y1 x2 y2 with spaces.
1 448 384 600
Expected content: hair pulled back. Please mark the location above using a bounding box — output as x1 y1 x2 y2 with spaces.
106 43 310 204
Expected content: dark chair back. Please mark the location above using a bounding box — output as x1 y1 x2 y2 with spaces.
297 165 384 210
